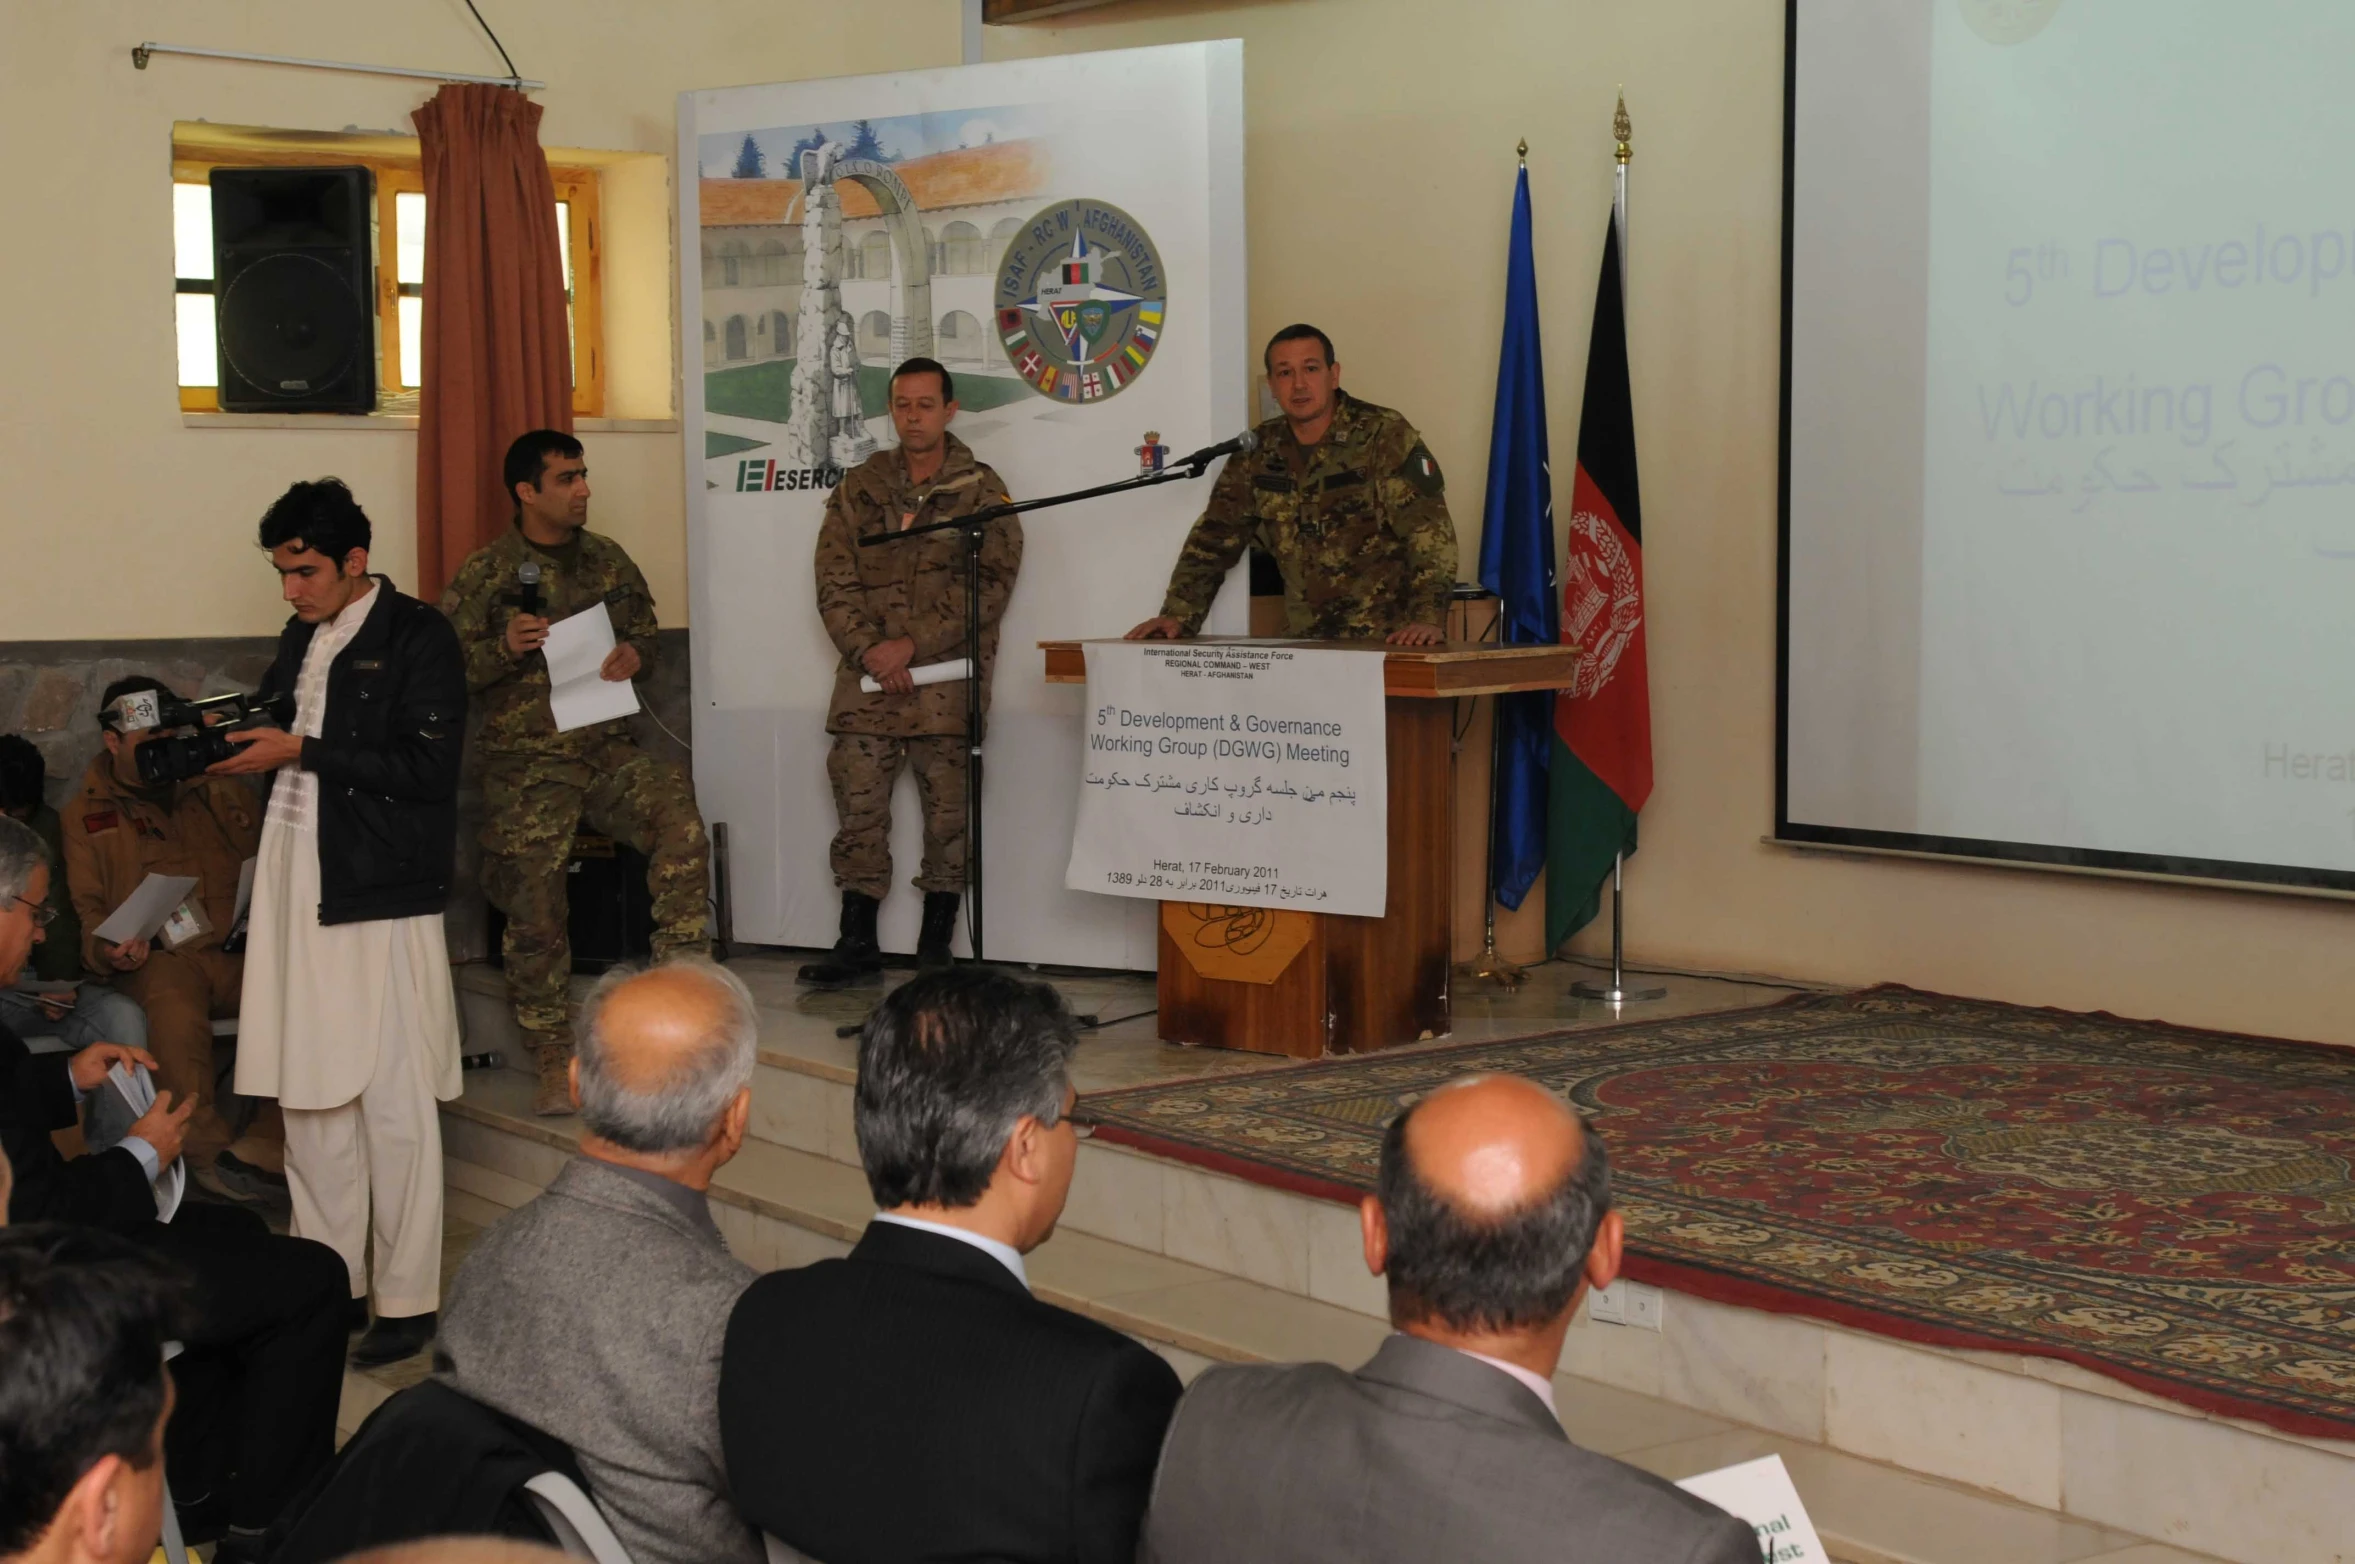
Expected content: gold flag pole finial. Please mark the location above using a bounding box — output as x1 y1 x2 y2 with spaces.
1516 137 1528 166
1614 88 1632 165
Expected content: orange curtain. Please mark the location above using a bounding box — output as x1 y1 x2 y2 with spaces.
412 84 573 599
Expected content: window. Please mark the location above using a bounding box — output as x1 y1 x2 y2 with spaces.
937 309 983 362
770 310 795 358
858 310 893 359
173 145 603 416
725 315 750 361
860 231 893 280
940 221 984 276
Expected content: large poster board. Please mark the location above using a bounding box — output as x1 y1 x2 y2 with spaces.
678 43 1248 965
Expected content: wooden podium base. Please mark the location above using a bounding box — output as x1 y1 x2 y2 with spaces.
1157 698 1451 1058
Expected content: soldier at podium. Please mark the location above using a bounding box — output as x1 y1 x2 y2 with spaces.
1127 324 1458 647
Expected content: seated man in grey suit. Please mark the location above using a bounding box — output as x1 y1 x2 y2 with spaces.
1141 1074 1757 1564
436 959 763 1564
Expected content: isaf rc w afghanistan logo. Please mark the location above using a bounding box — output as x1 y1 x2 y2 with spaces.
1564 509 1642 698
997 198 1166 403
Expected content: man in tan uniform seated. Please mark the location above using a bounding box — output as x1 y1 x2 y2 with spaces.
62 676 281 1205
801 358 1022 988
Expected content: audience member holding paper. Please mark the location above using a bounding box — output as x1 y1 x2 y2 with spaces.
439 431 712 1116
1 815 350 1562
57 679 277 1207
802 358 1022 989
0 734 148 1063
1137 1074 1755 1564
218 479 467 1373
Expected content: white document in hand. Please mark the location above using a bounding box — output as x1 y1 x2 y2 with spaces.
859 657 972 694
104 1062 185 1222
1675 1454 1826 1562
91 873 201 946
544 603 642 733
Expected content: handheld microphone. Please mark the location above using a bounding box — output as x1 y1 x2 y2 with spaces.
1176 428 1259 471
514 562 544 617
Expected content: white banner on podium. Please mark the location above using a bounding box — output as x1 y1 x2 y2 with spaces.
1065 642 1388 914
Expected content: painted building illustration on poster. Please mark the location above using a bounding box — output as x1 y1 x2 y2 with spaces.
699 109 1056 484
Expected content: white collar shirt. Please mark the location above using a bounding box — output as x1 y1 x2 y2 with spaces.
263 580 377 836
868 1212 1029 1291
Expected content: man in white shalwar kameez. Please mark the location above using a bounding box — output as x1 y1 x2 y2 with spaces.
217 479 468 1369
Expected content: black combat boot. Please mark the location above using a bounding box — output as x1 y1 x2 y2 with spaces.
799 891 884 988
917 891 961 971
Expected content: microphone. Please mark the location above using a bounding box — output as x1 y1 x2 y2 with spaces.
1175 428 1259 471
514 562 544 617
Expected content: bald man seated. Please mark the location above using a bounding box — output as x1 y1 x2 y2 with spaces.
1139 1075 1757 1564
434 960 763 1564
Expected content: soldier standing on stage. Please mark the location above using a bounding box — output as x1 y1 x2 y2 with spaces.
1128 324 1459 645
440 430 711 1113
800 357 1022 989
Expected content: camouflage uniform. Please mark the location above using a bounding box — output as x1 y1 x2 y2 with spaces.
440 525 709 1040
814 432 1021 898
1159 391 1459 638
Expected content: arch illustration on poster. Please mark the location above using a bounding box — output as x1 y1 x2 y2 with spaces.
678 42 1250 967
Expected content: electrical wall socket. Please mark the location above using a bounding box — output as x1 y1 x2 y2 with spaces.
1588 1280 1664 1331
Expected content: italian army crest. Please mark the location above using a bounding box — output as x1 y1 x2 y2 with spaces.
996 198 1167 402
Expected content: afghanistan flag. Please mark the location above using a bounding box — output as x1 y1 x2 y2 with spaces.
1546 214 1652 950
1476 165 1557 911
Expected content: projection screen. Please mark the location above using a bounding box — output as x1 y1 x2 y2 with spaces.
1780 0 2355 894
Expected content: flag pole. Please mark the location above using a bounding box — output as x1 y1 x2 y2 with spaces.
1464 137 1534 991
1573 88 1665 1006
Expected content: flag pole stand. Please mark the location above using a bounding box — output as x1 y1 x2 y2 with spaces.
1459 687 1527 990
1571 853 1664 1002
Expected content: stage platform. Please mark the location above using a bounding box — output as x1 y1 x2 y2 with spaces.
423 953 2352 1564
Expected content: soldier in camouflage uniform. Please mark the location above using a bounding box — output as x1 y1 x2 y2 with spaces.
801 358 1022 988
440 430 710 1112
1130 324 1458 645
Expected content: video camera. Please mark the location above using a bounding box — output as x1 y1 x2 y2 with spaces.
106 688 297 786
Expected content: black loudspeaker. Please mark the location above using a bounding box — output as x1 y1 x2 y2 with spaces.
484 828 656 975
209 166 377 413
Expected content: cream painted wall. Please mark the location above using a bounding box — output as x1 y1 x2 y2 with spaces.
10 0 2351 1037
988 0 2355 1046
0 0 965 640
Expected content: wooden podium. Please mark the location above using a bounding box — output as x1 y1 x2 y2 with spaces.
1041 639 1577 1058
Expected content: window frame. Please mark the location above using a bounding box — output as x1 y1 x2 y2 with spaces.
172 146 604 417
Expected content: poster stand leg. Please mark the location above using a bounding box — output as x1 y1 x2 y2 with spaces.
1570 853 1665 1003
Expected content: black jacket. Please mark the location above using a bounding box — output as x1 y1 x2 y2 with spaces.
273 1380 587 1563
1 1022 155 1229
721 1219 1184 1564
256 577 465 925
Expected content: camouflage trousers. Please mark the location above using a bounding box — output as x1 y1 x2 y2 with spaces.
480 739 710 1036
826 733 968 900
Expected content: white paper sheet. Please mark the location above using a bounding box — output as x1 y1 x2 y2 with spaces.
544 604 642 733
1676 1454 1827 1563
232 855 256 929
858 657 973 695
103 1061 184 1223
91 873 200 946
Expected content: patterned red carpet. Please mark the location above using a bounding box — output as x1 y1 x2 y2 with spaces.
1078 986 2355 1439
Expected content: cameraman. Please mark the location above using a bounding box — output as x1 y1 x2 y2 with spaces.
0 734 148 1058
56 683 278 1206
216 478 466 1370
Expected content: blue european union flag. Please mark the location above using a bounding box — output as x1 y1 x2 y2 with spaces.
1477 166 1558 911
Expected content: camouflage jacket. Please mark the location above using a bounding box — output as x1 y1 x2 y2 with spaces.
1159 392 1459 638
815 433 1022 736
439 523 661 761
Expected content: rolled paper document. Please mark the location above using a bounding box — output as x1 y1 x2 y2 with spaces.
860 657 973 694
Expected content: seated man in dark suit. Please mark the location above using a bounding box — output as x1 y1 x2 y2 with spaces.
721 967 1183 1564
1140 1074 1757 1564
0 1225 189 1564
0 817 348 1563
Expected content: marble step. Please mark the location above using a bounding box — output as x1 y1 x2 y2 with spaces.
447 962 2354 1563
442 1073 2242 1564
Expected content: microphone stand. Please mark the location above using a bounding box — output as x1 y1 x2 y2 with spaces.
860 450 1227 965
